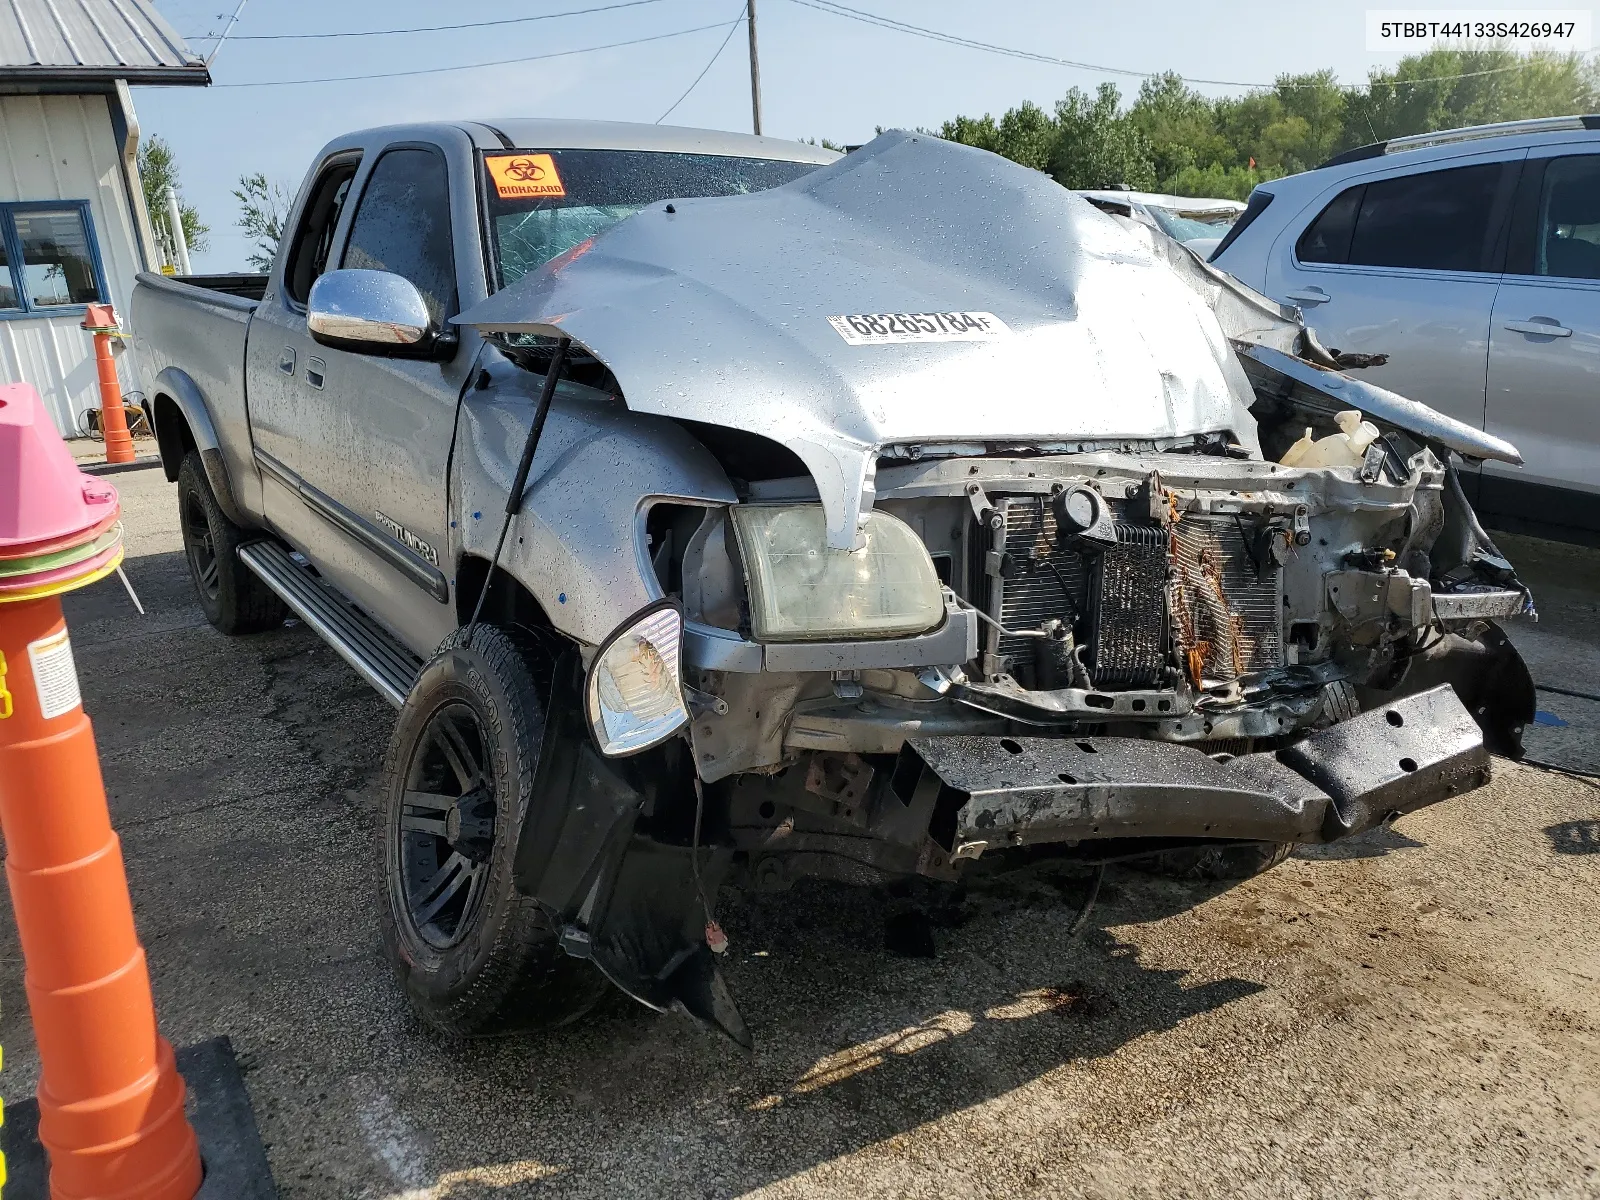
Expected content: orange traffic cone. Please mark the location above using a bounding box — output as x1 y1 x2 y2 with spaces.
81 304 135 466
0 381 201 1199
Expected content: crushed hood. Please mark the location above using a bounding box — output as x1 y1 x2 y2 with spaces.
456 131 1257 548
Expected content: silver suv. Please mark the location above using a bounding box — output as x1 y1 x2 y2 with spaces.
1210 115 1600 543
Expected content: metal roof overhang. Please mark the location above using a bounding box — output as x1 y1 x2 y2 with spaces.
0 64 209 93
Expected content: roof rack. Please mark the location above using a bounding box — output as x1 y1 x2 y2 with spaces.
1318 114 1600 169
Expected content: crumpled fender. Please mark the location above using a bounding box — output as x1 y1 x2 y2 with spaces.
450 363 735 646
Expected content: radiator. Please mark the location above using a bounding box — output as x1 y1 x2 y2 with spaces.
983 495 1281 691
1091 523 1167 688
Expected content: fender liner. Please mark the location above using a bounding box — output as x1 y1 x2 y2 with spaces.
151 366 249 527
513 653 750 1047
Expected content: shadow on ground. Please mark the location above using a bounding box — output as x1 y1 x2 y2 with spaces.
1544 819 1600 855
1293 823 1426 860
385 864 1266 1197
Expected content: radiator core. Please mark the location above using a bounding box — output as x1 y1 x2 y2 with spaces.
985 495 1282 691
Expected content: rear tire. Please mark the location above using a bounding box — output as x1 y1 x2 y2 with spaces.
379 624 608 1036
176 450 286 635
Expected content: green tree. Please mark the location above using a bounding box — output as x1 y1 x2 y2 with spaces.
1049 84 1156 190
1129 73 1228 185
137 136 208 255
1343 49 1599 148
936 50 1600 203
233 173 294 272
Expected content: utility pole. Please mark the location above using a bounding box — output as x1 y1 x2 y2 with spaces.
164 186 192 276
746 0 763 136
207 0 250 67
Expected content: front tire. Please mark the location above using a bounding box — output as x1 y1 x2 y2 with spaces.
1141 841 1296 881
379 624 607 1036
176 450 285 635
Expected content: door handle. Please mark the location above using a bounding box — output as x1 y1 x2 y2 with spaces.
1285 287 1330 305
305 356 326 389
1503 318 1572 337
278 347 296 375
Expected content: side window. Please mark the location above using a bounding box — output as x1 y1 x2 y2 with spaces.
284 160 358 305
1535 155 1600 281
1296 162 1505 272
342 147 456 324
1296 186 1361 264
1351 163 1504 272
0 203 106 311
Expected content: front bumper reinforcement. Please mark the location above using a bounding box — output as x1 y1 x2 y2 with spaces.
896 684 1489 856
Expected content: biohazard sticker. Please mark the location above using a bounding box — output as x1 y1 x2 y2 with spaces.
485 153 566 200
27 628 81 721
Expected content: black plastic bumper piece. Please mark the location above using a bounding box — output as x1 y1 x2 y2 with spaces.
3 1037 277 1199
897 683 1489 855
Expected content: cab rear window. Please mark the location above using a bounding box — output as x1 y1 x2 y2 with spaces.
483 149 820 290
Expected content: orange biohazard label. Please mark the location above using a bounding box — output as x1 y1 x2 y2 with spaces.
486 153 566 199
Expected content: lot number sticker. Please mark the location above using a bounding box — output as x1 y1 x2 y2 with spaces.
485 154 566 200
828 311 1010 345
27 629 81 720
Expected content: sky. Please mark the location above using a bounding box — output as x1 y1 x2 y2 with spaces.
136 0 1591 271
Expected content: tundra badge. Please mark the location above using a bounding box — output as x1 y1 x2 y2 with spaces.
374 512 439 566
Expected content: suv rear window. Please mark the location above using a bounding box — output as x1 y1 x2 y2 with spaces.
1296 162 1506 272
483 149 820 290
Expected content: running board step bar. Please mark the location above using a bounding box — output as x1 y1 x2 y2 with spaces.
237 540 421 708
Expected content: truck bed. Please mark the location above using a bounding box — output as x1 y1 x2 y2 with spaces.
169 273 269 302
131 270 262 515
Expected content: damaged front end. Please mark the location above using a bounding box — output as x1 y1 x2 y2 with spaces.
511 416 1533 1045
462 131 1534 1043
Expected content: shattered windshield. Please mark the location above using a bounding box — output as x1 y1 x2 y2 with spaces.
483 149 822 290
1148 206 1241 243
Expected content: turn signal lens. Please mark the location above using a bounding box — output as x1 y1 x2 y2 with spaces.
585 601 690 757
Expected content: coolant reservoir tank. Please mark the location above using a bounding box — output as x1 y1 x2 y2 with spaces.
1279 409 1380 468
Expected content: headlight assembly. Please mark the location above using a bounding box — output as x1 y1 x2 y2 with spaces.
729 505 944 642
585 600 690 757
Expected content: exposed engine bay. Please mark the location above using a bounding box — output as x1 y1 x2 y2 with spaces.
658 401 1532 880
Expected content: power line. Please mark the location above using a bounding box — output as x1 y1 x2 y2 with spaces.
657 11 747 124
210 22 735 88
784 0 1593 92
185 0 671 42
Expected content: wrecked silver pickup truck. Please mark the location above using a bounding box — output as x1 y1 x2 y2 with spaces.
134 122 1533 1046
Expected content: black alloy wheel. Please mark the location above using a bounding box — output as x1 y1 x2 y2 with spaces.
395 701 498 948
175 449 285 634
181 487 220 603
379 624 609 1035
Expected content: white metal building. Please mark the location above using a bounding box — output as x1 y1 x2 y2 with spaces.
0 1 206 436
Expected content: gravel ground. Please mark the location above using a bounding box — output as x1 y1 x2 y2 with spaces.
1 467 1596 1199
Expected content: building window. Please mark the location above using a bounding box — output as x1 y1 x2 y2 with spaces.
0 202 108 316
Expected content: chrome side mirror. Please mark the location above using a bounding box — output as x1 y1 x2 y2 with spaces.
306 269 456 360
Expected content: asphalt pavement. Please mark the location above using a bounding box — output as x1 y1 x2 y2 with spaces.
0 465 1596 1199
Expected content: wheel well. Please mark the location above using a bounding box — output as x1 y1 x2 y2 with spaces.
152 393 196 483
455 557 569 690
454 555 558 635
